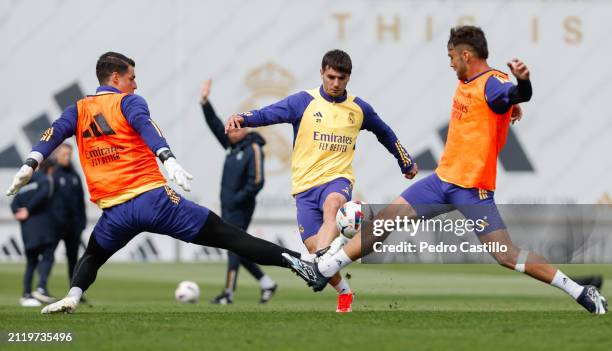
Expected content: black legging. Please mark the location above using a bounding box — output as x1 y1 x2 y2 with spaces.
23 243 56 295
71 211 300 292
192 211 299 266
223 211 265 291
61 231 81 284
70 235 113 291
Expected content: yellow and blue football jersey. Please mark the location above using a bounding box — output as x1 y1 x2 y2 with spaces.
242 86 413 195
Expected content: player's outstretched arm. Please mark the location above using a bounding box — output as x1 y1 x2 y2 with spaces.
224 91 313 134
6 105 77 196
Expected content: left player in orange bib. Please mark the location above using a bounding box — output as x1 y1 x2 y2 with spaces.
5 52 314 314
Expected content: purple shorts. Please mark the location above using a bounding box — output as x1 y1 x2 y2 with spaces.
93 186 209 252
295 177 352 241
400 173 505 235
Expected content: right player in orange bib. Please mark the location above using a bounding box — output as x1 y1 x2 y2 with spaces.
285 25 608 315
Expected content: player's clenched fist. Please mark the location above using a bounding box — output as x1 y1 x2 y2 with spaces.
507 58 530 80
404 163 418 180
225 115 245 134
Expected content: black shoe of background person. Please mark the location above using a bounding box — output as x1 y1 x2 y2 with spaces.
210 292 233 305
260 284 278 304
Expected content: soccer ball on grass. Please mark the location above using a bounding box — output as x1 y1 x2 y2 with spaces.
175 281 200 303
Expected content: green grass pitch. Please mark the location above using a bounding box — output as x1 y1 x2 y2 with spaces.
1 262 611 350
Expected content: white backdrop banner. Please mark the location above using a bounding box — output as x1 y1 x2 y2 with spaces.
1 0 611 261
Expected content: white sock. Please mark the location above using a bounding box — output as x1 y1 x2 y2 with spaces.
317 248 353 278
67 287 83 300
333 278 351 294
327 235 350 256
550 270 584 300
259 275 276 290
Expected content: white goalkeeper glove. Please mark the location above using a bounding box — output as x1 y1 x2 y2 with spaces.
6 152 42 196
163 157 193 192
6 165 34 196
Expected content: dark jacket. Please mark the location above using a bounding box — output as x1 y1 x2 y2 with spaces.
202 101 265 229
11 170 57 250
51 164 86 236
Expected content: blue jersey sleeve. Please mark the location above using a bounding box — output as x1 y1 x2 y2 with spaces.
121 94 169 153
485 75 533 115
32 104 77 158
355 97 414 174
241 91 313 127
484 75 516 114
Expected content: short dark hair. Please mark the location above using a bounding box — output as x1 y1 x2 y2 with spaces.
96 52 135 84
321 49 352 74
447 26 488 59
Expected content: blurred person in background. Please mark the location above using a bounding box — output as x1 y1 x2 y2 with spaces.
51 143 87 291
11 159 58 306
200 79 277 305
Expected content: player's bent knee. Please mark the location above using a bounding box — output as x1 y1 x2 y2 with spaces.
323 194 347 214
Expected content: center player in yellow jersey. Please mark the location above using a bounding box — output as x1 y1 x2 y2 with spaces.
226 50 418 312
286 27 607 315
6 52 316 314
